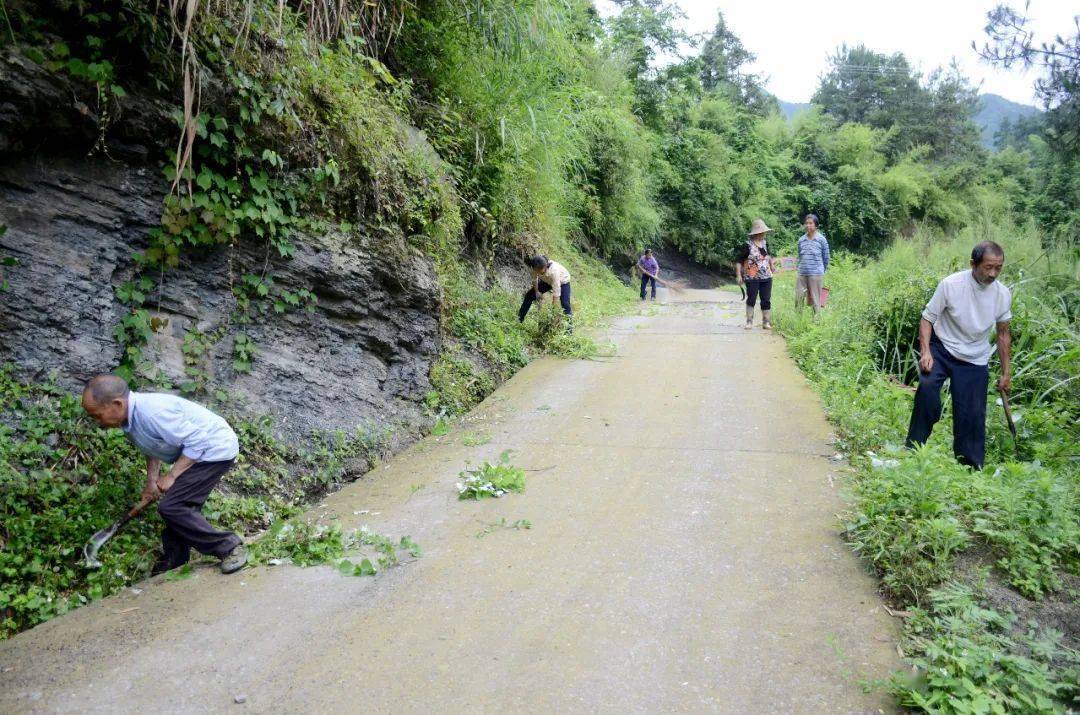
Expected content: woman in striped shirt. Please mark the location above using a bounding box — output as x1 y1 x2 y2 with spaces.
795 213 830 314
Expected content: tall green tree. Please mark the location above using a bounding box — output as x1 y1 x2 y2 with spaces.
813 45 979 159
977 4 1079 157
694 11 777 115
978 4 1080 239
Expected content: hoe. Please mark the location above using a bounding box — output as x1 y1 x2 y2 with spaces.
82 496 154 568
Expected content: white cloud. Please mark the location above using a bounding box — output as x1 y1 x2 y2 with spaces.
596 0 1078 105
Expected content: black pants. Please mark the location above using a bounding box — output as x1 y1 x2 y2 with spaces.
745 278 772 309
519 280 572 321
905 335 989 469
157 459 241 568
640 274 657 299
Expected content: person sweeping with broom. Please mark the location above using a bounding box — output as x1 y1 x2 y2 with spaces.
638 248 660 301
735 219 777 330
81 375 248 575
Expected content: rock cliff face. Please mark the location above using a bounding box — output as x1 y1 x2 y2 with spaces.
0 158 442 442
0 51 442 446
0 156 441 445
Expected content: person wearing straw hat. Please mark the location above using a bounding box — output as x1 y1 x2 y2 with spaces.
795 213 830 313
734 218 777 330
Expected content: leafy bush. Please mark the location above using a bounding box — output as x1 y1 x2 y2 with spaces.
427 349 496 418
845 445 975 602
0 370 156 635
973 463 1080 598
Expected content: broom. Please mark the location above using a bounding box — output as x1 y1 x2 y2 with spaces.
636 265 687 293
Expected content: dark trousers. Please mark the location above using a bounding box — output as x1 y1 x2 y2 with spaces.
640 274 657 299
745 278 772 309
157 459 241 567
905 335 989 469
518 280 572 321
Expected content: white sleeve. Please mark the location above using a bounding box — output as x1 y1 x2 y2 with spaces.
546 268 561 298
922 281 946 324
997 286 1012 323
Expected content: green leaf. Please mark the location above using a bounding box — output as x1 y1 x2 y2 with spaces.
164 564 194 581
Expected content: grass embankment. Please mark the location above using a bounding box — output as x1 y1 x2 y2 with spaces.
773 227 1079 712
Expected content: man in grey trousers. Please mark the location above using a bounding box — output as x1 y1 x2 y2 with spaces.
82 375 247 575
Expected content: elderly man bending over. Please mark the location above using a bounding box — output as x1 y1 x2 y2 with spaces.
82 375 247 574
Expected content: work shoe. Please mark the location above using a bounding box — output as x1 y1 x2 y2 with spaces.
762 310 772 330
220 544 248 574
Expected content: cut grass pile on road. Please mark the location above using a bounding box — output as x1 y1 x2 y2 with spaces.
456 450 526 500
250 519 420 577
774 225 1079 713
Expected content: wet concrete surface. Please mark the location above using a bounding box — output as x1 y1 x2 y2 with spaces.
0 288 899 713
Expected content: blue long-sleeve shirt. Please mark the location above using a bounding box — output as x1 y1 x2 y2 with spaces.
797 233 830 276
123 392 239 463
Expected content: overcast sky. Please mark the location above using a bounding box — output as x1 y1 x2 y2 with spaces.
596 0 1078 106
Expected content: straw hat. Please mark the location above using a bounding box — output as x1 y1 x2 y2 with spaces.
747 218 773 236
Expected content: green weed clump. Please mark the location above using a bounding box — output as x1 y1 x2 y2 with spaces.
892 583 1079 714
249 520 420 575
775 226 1079 711
0 372 155 634
456 451 526 500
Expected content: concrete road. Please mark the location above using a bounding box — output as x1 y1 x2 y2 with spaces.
0 289 899 714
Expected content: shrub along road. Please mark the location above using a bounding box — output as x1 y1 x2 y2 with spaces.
0 289 899 713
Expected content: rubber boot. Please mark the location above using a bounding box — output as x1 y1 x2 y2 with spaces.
762 309 772 330
744 305 754 329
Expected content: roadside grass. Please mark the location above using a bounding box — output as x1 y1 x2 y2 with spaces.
250 519 420 575
773 225 1079 712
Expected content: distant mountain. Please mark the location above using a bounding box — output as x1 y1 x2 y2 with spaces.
777 100 810 120
774 93 1040 149
975 93 1041 148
